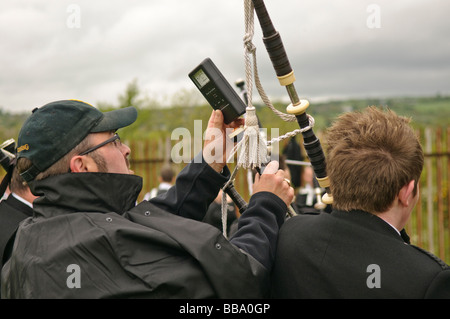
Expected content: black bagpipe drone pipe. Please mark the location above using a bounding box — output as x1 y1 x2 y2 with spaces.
251 0 333 205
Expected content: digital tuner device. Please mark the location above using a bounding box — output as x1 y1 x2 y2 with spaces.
189 57 246 124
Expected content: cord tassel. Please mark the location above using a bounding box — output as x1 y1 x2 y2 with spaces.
227 106 269 169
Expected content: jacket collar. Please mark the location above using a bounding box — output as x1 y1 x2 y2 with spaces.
331 210 410 244
29 172 142 218
5 193 34 217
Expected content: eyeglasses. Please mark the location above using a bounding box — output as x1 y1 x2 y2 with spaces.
79 134 121 156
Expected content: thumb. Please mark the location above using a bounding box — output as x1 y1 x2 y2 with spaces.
262 161 279 175
207 110 223 129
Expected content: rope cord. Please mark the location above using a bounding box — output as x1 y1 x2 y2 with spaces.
220 0 316 237
221 166 239 239
243 0 297 123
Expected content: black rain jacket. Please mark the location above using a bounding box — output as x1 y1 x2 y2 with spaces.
1 155 286 298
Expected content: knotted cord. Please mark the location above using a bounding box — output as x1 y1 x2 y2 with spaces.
221 0 316 237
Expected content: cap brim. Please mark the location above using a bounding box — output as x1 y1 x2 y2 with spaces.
90 106 138 133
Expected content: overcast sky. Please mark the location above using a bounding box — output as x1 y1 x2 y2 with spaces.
1 0 449 113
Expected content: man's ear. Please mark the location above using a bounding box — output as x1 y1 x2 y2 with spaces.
69 155 91 173
398 180 415 207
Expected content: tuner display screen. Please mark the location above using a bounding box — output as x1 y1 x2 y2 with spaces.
193 69 210 88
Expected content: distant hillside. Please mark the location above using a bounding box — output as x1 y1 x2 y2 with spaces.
0 109 29 143
290 95 450 130
1 95 449 143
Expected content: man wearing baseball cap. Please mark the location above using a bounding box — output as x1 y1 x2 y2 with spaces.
1 99 293 298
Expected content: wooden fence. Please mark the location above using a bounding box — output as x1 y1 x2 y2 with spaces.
406 127 449 263
129 127 449 264
0 127 447 263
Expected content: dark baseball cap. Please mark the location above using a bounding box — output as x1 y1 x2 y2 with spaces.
17 99 138 182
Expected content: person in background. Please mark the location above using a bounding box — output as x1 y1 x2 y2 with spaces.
282 137 303 189
143 164 175 201
294 165 331 215
0 164 38 293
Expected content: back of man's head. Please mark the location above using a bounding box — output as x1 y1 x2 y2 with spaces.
325 106 424 213
160 165 175 183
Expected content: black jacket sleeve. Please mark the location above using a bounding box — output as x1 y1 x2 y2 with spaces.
229 191 286 270
149 152 230 221
150 152 287 271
